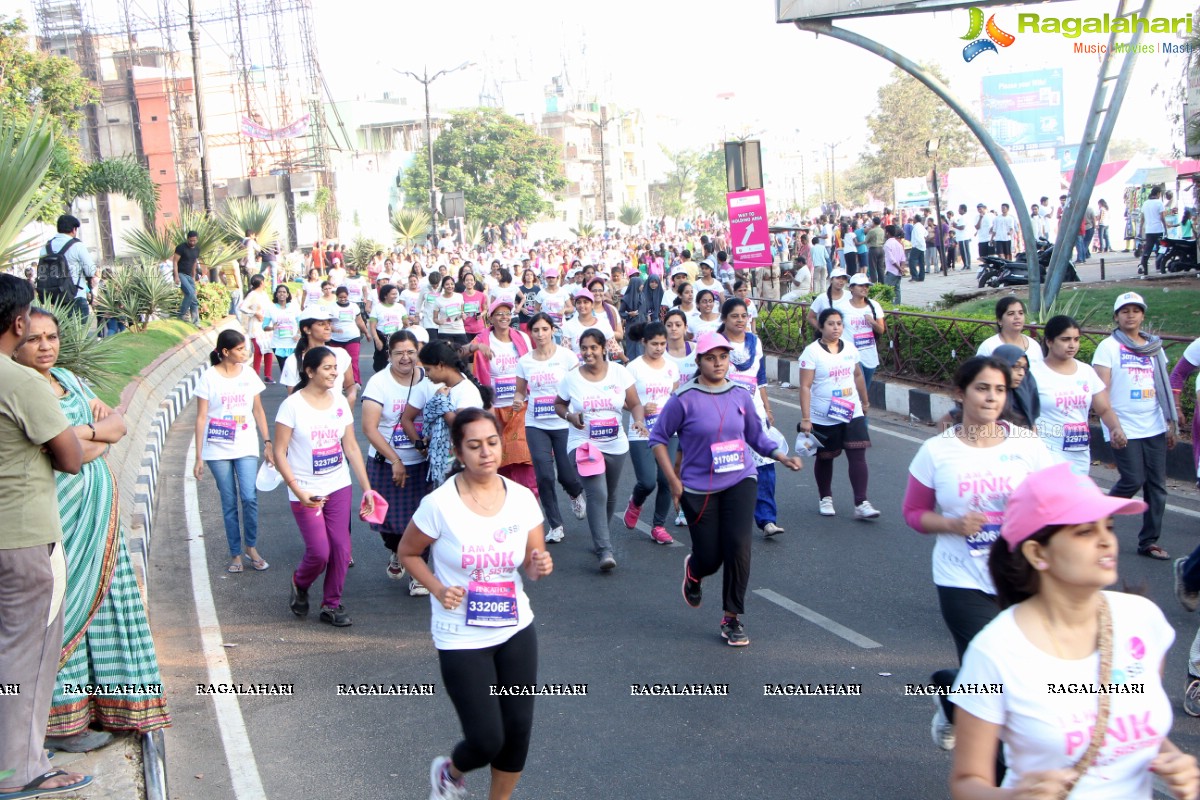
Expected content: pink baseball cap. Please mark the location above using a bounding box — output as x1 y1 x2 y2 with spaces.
1000 463 1146 547
573 289 595 303
542 266 560 278
694 332 733 355
489 298 514 315
575 441 605 477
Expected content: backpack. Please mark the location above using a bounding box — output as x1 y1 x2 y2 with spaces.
36 238 81 304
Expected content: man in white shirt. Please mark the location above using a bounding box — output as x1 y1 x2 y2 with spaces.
43 214 96 321
780 259 811 301
991 203 1015 259
1139 187 1166 275
954 204 973 270
974 204 995 259
908 215 928 282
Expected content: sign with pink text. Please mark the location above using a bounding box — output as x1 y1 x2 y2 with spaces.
726 189 772 269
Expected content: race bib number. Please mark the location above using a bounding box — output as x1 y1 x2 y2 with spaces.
1119 349 1151 371
644 412 659 434
729 371 757 390
711 440 746 473
464 301 481 317
588 416 619 442
445 303 462 320
1062 422 1090 452
826 395 855 424
531 396 557 420
206 417 237 443
391 418 422 449
494 376 516 403
275 322 294 339
465 581 518 627
966 512 1003 557
853 332 875 350
312 444 343 475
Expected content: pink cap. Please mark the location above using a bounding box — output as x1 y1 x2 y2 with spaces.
489 298 514 315
1000 462 1146 547
694 332 733 355
573 289 595 303
542 266 560 278
627 267 640 277
359 490 389 525
575 441 605 477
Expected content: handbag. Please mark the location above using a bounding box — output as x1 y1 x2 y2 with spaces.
1057 594 1114 799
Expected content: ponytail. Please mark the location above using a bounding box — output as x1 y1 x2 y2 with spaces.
458 354 494 410
418 340 494 409
295 346 334 392
211 329 246 366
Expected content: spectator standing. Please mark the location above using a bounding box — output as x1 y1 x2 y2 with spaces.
173 230 202 325
865 219 886 284
954 204 973 269
991 203 1015 260
40 214 95 321
908 215 928 282
1139 187 1167 275
883 224 906 305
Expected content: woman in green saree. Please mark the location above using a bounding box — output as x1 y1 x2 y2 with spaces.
15 308 170 752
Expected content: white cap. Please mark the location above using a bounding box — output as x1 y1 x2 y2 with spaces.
848 273 872 286
829 267 849 279
1113 291 1146 312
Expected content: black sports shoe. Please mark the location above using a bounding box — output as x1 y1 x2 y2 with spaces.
721 616 749 646
682 555 702 608
319 604 352 627
290 581 309 617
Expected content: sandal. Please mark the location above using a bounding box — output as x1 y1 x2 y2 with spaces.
242 553 269 571
227 560 244 573
1139 544 1170 560
0 770 93 799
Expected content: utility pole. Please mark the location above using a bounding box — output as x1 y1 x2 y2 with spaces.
187 0 211 213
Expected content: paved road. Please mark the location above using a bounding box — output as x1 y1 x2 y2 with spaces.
150 359 1200 800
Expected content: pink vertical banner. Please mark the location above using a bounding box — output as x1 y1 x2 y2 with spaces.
726 189 772 269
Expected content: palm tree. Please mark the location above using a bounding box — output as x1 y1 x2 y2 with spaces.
391 208 431 247
123 208 241 274
121 225 175 263
618 204 644 231
570 221 598 239
0 111 58 268
218 197 280 250
65 156 159 221
462 219 484 247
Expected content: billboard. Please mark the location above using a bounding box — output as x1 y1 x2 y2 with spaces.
981 69 1065 150
726 190 772 269
894 177 932 209
777 0 1068 23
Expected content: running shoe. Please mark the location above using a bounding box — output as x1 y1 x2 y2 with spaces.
545 526 565 543
853 501 881 520
429 756 467 800
570 493 587 520
818 497 836 517
1186 678 1200 717
720 615 749 646
409 579 430 597
674 510 687 527
598 550 617 571
319 605 352 627
681 555 702 608
386 553 406 581
348 558 355 568
289 580 309 617
623 496 642 529
931 701 956 750
763 522 785 537
650 525 674 545
1176 559 1200 612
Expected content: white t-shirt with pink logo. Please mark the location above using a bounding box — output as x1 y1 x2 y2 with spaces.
195 364 265 461
839 300 884 369
275 391 353 501
412 476 542 650
556 362 635 456
486 334 523 409
516 347 578 432
1092 336 1168 441
953 591 1174 800
908 425 1055 592
361 368 426 467
798 340 863 426
626 357 679 441
1030 359 1105 475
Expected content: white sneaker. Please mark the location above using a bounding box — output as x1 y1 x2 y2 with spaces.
429 756 467 800
931 703 956 750
409 579 430 597
545 526 565 543
386 553 406 581
674 510 687 527
763 522 785 537
570 493 587 520
854 501 881 520
818 497 836 516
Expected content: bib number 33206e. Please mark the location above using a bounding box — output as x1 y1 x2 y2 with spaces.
465 581 518 627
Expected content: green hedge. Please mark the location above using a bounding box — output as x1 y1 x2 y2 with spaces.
756 283 898 355
197 282 232 326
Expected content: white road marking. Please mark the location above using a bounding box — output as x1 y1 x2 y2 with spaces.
768 392 1200 519
754 588 883 649
184 440 268 800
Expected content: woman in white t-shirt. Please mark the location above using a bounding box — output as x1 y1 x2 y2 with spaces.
1093 292 1178 560
262 284 300 375
369 284 407 374
236 274 274 383
399 273 424 330
806 268 850 331
434 275 468 346
560 289 616 358
903 356 1055 751
513 312 585 544
273 346 375 628
553 328 648 571
975 296 1044 366
694 260 724 302
1031 315 1126 476
664 309 697 385
950 462 1198 800
397 409 553 800
798 307 877 520
841 273 886 389
279 308 357 405
687 289 722 340
622 322 679 545
193 329 273 573
299 268 323 310
400 340 489 489
361 330 429 593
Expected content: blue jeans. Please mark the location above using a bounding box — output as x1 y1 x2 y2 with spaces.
883 272 902 305
179 273 199 323
628 440 673 527
754 462 776 528
908 248 925 281
861 365 876 390
207 456 259 557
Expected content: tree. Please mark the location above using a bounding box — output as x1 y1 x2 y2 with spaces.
0 110 58 267
693 149 728 215
390 208 431 247
659 147 699 219
65 156 159 222
218 197 280 250
402 108 565 225
1105 138 1155 160
855 65 980 200
618 204 644 231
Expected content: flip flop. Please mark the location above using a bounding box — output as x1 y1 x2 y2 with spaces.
227 561 244 573
0 770 93 799
242 553 269 571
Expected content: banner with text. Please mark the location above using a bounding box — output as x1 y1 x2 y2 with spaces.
726 189 771 269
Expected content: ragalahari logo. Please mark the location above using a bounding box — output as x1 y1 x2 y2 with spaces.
961 7 1016 62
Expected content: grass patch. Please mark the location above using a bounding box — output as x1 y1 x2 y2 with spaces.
95 319 196 407
949 279 1200 338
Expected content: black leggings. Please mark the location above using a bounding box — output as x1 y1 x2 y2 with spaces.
438 624 538 774
680 477 757 615
931 585 1000 719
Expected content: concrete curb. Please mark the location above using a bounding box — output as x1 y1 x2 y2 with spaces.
765 354 1197 483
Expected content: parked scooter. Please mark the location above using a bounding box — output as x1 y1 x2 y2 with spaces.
991 246 1080 288
977 239 1053 288
1158 238 1198 273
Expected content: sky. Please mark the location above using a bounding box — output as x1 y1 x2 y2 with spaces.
2 0 1194 187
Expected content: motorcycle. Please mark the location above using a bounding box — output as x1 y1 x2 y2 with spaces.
991 247 1080 288
1157 238 1198 273
977 239 1054 288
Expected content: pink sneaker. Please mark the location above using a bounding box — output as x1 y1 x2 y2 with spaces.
623 496 642 529
650 525 674 545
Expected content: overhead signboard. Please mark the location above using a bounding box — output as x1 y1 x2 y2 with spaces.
894 177 932 209
981 69 1065 150
776 0 1068 23
726 189 773 269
